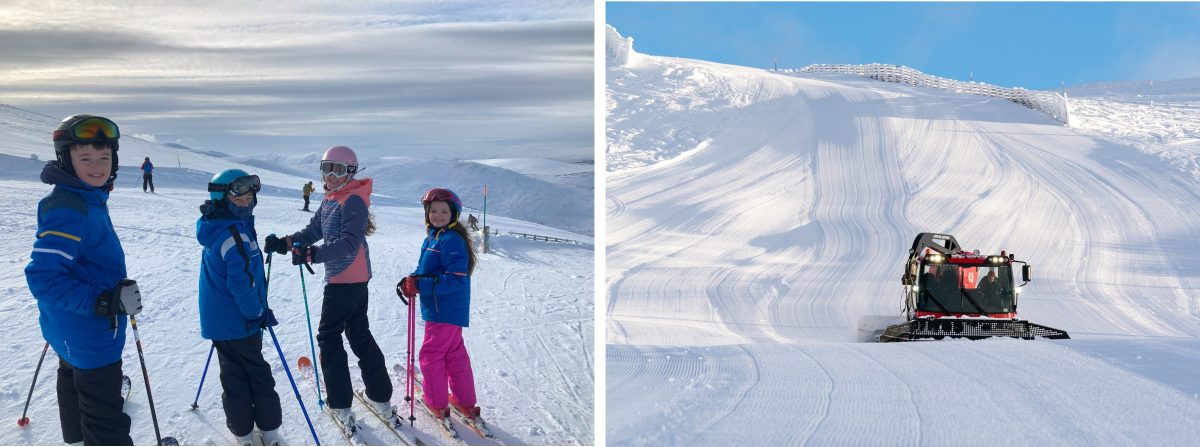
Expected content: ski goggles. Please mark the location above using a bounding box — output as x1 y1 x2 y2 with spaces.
208 175 261 197
54 116 120 142
320 161 357 178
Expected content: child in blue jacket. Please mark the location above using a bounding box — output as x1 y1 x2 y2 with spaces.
25 114 141 445
197 169 283 446
397 188 487 436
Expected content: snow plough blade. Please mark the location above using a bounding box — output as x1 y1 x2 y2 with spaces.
879 318 1070 342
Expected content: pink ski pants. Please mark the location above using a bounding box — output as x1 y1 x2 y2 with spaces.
419 321 476 410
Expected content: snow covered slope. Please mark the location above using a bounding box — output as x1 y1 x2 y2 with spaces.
606 25 1200 445
0 105 593 445
471 158 595 191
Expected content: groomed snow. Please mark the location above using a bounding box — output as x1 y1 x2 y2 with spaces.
606 25 1200 446
0 105 594 446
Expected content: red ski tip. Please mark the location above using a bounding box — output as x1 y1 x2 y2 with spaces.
297 356 312 369
17 417 29 428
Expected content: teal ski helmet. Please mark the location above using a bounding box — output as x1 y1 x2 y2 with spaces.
207 169 260 201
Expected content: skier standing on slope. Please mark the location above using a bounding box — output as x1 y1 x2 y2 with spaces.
25 114 139 445
263 145 390 428
140 156 154 193
198 168 285 446
302 180 314 211
398 188 488 433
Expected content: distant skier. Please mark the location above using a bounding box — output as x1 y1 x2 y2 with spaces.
397 188 488 435
302 180 314 211
25 114 139 445
263 146 389 429
198 169 284 446
140 156 154 193
467 213 479 231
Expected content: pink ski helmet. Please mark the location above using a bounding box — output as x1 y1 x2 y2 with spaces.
322 145 358 167
320 145 359 178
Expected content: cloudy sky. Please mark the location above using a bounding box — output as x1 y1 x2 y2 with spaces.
608 2 1200 91
0 0 593 161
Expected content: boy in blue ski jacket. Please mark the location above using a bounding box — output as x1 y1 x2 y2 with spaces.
197 169 284 446
25 114 140 445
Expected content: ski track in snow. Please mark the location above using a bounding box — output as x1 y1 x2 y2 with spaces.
0 171 593 444
607 27 1200 446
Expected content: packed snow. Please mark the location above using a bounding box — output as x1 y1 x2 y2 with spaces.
606 25 1200 446
0 104 594 446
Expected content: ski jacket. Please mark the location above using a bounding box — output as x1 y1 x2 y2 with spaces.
197 200 268 341
291 178 373 284
412 227 471 327
25 162 128 369
302 182 314 198
140 160 153 174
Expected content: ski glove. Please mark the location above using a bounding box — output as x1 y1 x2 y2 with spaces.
94 279 143 316
264 234 291 255
246 308 278 329
398 275 419 300
292 245 317 266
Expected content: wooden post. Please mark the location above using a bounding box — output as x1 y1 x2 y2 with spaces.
482 184 489 254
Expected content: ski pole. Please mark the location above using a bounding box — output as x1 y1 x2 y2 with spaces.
268 327 320 445
130 315 167 446
262 252 321 445
295 243 324 410
17 342 50 428
189 344 215 411
407 291 416 425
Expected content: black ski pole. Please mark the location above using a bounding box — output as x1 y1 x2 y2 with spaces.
17 342 49 428
189 344 215 411
130 315 171 445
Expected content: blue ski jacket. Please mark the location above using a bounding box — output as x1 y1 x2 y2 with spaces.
197 199 267 341
412 226 472 327
25 162 128 369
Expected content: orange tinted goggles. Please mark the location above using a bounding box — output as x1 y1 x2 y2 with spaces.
58 117 120 141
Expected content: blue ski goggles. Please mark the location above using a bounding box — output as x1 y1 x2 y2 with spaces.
208 175 261 197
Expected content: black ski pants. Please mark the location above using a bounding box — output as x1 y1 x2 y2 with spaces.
56 359 132 446
142 173 154 192
317 281 392 409
214 332 282 437
303 195 310 211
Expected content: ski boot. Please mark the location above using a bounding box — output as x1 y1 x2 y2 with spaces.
424 401 459 438
449 394 491 438
260 428 285 446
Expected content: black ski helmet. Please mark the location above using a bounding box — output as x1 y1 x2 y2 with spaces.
52 114 121 180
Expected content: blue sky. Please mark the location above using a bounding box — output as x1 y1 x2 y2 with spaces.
0 0 593 161
607 2 1200 90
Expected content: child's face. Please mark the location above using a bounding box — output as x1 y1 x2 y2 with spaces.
228 191 254 208
428 201 453 227
323 173 348 190
69 144 112 188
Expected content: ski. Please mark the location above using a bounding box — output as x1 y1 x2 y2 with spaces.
326 409 367 446
353 390 424 446
405 368 464 445
122 375 132 401
449 403 494 441
297 356 367 446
